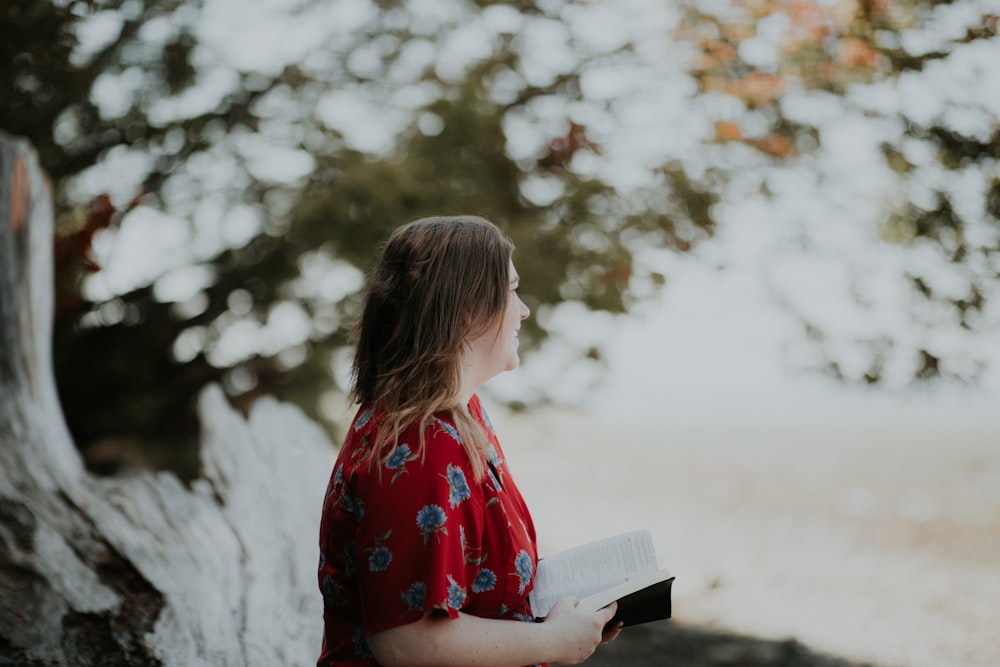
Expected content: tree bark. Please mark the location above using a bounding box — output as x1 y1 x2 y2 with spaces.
0 132 330 665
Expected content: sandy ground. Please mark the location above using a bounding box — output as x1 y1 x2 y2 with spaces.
490 404 1000 667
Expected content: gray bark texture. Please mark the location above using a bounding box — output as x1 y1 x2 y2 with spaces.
0 132 330 666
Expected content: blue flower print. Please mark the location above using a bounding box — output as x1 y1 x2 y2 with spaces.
342 493 365 523
321 574 342 610
402 581 427 610
385 443 417 484
484 445 505 491
368 546 392 572
322 473 337 506
486 445 502 469
514 550 533 595
445 463 471 508
471 568 497 593
446 575 468 610
415 504 447 544
480 405 495 433
385 444 411 470
352 625 373 658
435 418 462 443
355 408 373 431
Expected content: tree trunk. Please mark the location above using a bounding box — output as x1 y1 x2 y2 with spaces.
0 132 330 666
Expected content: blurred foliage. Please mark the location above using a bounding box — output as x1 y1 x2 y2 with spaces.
675 0 1000 384
3 0 713 476
2 0 998 476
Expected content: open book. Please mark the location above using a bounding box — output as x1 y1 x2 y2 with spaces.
529 529 673 627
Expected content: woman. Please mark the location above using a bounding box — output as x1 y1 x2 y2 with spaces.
317 216 621 667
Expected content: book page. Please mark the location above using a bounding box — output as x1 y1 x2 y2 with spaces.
530 530 659 617
577 567 673 613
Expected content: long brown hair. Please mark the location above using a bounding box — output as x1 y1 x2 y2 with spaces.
350 215 514 480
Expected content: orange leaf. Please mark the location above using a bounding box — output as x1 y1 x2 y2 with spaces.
754 134 794 157
728 72 784 107
837 36 883 69
715 121 743 142
704 39 738 62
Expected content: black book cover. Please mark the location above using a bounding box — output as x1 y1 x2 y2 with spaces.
608 576 674 628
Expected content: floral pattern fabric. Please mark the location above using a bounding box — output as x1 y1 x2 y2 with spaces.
317 394 545 667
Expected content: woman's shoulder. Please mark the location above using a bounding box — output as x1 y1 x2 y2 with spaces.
349 404 378 433
343 404 470 463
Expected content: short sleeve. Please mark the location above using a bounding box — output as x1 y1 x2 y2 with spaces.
350 418 486 634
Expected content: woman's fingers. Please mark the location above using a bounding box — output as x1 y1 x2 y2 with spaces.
601 621 624 644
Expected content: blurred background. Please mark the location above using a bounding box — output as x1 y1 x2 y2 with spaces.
3 0 998 665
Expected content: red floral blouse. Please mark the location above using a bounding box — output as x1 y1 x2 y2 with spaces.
317 394 545 667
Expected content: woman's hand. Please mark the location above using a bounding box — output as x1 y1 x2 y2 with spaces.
542 596 620 664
